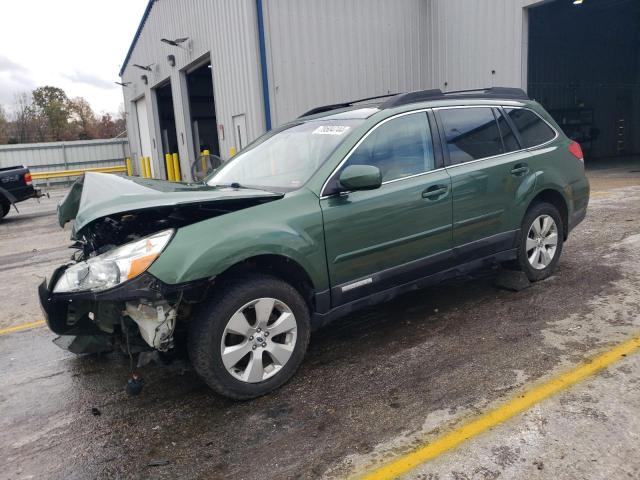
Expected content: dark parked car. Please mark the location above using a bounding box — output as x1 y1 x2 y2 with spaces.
0 166 42 219
40 87 589 399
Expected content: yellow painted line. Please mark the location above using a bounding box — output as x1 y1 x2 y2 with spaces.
590 191 611 198
358 334 640 480
0 320 46 336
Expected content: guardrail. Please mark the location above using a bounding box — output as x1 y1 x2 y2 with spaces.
31 165 128 181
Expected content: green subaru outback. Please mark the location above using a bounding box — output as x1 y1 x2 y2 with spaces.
40 87 589 399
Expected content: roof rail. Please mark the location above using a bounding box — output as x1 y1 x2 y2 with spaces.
381 87 529 109
299 87 529 119
299 93 398 118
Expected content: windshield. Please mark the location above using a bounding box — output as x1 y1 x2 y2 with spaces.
206 119 363 191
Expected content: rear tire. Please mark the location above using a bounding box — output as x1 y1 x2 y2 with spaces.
516 202 564 282
188 274 310 400
0 202 9 219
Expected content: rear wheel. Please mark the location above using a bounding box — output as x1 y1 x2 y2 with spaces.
516 202 564 282
188 274 310 400
0 202 9 219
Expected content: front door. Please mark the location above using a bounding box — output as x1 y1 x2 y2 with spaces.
436 106 531 261
321 111 453 306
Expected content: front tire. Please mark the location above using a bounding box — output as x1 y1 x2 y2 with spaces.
188 274 310 400
516 202 564 282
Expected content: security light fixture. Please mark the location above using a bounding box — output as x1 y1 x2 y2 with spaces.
167 54 176 67
133 63 154 71
161 37 189 47
115 81 131 87
141 75 148 85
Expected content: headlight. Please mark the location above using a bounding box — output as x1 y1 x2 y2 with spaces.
54 229 174 293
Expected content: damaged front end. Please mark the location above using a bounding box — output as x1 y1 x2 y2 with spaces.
41 173 283 355
39 256 207 355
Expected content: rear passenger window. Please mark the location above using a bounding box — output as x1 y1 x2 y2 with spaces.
439 107 504 164
505 108 556 148
343 112 435 182
494 108 519 152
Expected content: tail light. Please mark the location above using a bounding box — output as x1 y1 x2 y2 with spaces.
568 141 584 163
24 172 33 185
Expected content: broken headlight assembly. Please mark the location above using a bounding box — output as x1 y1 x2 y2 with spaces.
54 229 174 293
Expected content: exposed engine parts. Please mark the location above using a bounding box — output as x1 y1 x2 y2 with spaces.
74 198 274 261
124 300 178 351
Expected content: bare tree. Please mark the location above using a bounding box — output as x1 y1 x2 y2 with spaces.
0 105 8 144
69 97 97 139
5 87 126 144
11 92 37 144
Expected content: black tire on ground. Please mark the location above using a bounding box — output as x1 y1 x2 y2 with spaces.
0 202 9 219
188 274 311 400
516 201 564 282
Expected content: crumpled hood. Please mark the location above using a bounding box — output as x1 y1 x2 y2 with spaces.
58 172 283 235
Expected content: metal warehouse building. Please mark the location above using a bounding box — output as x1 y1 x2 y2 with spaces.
120 0 640 181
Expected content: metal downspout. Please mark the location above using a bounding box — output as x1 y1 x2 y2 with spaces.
255 0 272 131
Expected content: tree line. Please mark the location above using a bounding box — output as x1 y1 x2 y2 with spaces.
0 86 126 145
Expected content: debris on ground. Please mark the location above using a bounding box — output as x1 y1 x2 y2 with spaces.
126 373 144 396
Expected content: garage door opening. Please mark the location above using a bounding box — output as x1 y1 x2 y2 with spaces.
528 0 640 163
155 81 179 179
186 61 220 178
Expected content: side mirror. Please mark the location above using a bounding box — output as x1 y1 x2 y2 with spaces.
338 165 382 192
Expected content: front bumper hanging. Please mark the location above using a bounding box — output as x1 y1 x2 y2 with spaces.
39 265 206 336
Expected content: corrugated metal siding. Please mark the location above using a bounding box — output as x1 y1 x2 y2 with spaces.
120 0 554 176
262 0 433 125
120 0 264 177
0 139 129 180
427 0 536 93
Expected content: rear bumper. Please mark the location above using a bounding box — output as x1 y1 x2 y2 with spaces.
568 205 587 234
10 185 43 204
567 176 589 235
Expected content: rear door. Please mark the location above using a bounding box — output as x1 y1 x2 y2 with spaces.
436 106 532 261
320 111 453 306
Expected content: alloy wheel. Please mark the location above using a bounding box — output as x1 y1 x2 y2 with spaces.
526 214 558 270
220 298 297 383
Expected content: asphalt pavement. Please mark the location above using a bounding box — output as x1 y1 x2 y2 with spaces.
1 162 639 480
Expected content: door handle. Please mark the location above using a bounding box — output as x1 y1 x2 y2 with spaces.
422 185 448 200
510 163 529 176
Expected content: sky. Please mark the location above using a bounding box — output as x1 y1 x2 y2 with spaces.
0 0 149 115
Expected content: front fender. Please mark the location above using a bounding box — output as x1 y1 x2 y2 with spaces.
148 189 329 291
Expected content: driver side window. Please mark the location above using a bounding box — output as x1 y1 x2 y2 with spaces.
343 112 435 183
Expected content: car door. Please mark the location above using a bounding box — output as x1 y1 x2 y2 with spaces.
436 106 532 261
320 111 453 306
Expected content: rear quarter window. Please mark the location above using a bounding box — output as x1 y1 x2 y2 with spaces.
505 108 556 148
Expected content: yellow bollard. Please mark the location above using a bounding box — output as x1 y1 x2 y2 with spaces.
143 156 148 178
229 147 237 158
165 153 175 181
139 157 146 177
144 156 152 178
172 153 181 181
201 149 209 174
125 158 132 176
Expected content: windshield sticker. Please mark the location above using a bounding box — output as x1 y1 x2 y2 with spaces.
312 125 351 136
